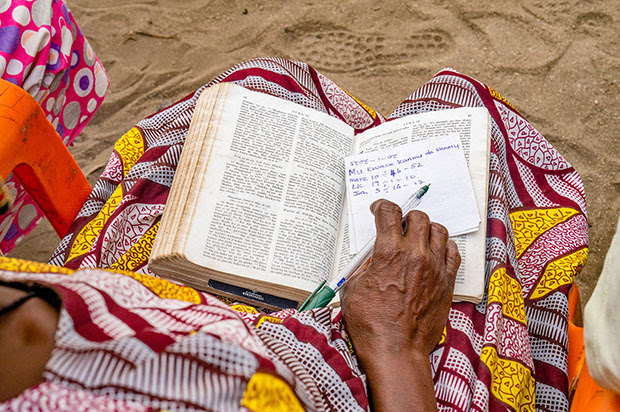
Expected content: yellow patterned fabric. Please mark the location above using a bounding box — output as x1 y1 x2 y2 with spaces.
487 86 517 112
487 267 527 324
256 315 283 328
118 270 202 304
230 304 259 314
438 326 446 345
110 222 160 272
510 208 580 258
0 256 75 275
65 128 145 264
481 347 535 411
114 127 145 176
66 186 124 262
0 256 201 304
241 372 305 412
343 89 377 119
530 247 589 300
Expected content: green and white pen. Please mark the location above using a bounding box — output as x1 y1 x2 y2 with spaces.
299 183 431 311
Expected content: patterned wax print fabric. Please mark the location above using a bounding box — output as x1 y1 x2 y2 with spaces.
49 58 589 411
0 257 364 411
0 0 109 252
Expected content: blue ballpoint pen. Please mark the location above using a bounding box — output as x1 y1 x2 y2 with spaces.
299 183 431 311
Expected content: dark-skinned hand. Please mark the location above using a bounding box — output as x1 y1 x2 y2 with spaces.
340 199 461 412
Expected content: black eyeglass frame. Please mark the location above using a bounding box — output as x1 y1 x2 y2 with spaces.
0 280 61 317
0 291 38 316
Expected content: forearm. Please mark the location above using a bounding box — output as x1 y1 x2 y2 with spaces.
340 205 458 411
360 350 438 412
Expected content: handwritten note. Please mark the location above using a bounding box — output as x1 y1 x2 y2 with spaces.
345 134 481 253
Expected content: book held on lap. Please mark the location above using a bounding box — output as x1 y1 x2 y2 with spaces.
149 83 491 309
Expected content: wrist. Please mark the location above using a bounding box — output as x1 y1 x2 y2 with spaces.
354 339 430 367
359 347 437 412
356 344 430 376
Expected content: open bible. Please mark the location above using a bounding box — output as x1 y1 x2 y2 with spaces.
149 83 490 309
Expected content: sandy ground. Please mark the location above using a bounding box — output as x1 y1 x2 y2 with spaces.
10 0 619 303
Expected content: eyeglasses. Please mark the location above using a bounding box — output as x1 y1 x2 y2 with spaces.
0 281 61 316
0 291 38 316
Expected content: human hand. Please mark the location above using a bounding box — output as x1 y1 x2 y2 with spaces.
341 199 461 362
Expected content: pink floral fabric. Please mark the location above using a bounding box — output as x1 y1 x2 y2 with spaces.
0 0 108 252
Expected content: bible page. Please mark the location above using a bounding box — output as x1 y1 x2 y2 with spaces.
183 84 353 293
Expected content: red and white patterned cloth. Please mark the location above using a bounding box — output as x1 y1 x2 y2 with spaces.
39 58 588 411
0 259 363 411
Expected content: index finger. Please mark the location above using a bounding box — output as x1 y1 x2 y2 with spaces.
370 199 403 246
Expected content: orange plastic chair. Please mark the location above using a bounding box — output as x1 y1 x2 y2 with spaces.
0 79 91 237
568 283 620 411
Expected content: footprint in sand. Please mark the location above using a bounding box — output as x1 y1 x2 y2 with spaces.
283 27 451 73
574 11 618 57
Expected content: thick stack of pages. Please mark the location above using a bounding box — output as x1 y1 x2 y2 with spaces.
150 82 491 309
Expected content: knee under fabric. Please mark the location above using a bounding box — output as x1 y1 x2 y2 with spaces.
584 215 620 394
